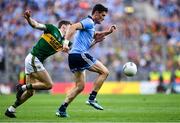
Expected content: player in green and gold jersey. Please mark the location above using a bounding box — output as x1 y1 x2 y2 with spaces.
5 10 71 118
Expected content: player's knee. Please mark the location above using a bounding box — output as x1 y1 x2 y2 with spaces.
45 82 53 90
102 69 109 77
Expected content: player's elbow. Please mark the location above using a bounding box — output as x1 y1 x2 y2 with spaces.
71 22 83 31
69 25 77 32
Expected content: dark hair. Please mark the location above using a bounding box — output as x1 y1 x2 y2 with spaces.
58 20 71 28
92 4 108 15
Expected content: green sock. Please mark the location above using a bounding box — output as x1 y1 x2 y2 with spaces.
12 100 22 108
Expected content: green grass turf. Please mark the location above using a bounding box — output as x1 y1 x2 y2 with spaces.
0 94 180 122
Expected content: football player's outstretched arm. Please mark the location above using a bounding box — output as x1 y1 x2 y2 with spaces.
94 25 116 42
24 10 46 31
90 25 116 48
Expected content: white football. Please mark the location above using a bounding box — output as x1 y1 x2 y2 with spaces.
123 62 137 76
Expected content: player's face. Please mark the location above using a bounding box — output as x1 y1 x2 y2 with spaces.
95 11 107 24
63 24 71 34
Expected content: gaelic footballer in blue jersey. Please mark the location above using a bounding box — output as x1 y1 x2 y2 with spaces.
56 4 116 118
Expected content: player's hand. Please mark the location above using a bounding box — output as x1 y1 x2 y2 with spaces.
62 46 69 53
109 25 116 33
24 10 31 19
62 40 70 53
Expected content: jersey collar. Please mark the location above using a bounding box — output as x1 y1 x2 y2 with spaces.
88 15 95 24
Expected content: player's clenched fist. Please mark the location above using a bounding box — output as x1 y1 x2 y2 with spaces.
109 25 116 33
24 10 31 19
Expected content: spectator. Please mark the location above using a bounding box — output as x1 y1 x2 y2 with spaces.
0 0 179 83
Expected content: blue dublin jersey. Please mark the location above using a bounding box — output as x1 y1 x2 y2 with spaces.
70 16 95 54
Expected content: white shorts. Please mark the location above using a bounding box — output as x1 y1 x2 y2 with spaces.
25 53 45 74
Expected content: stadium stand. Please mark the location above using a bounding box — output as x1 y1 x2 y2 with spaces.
0 0 179 88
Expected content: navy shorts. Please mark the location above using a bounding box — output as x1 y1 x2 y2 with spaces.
68 53 97 72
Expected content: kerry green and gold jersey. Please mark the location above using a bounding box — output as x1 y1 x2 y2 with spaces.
31 24 64 62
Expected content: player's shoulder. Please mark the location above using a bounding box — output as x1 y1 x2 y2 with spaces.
44 24 59 32
81 16 94 23
45 24 58 29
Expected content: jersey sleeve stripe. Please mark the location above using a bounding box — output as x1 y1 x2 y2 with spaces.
80 22 84 29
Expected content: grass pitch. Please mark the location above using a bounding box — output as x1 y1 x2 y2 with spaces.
0 94 180 122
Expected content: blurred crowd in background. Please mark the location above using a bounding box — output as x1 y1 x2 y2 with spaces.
0 0 179 88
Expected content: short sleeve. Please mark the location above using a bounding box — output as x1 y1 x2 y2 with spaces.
80 18 94 29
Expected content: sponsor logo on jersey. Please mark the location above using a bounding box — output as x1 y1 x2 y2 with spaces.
41 34 63 51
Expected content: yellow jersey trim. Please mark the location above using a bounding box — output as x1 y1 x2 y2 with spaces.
41 33 63 51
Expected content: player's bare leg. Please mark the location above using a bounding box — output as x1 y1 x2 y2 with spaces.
18 76 37 102
89 61 109 91
86 60 109 110
16 70 53 98
5 70 53 118
56 71 85 117
16 70 52 101
5 89 35 118
22 70 53 90
64 71 86 103
5 76 36 118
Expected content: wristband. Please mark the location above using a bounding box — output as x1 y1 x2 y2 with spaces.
63 39 69 46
